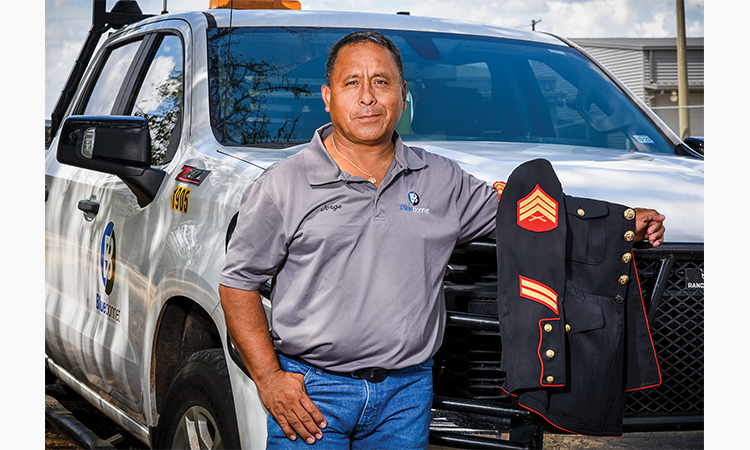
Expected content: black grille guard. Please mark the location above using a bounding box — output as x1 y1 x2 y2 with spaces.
431 242 704 447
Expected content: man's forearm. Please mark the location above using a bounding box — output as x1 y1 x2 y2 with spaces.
219 285 281 383
219 284 327 444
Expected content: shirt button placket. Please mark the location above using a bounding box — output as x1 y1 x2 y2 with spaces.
371 182 382 219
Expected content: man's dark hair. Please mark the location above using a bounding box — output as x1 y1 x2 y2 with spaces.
325 30 404 86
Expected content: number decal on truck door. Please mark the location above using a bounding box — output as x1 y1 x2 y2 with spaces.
171 186 191 214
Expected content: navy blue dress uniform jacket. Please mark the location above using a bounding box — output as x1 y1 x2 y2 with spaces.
495 159 661 436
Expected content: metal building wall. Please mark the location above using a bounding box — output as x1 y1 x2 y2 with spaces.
578 41 704 138
647 49 705 87
647 49 704 137
581 46 646 103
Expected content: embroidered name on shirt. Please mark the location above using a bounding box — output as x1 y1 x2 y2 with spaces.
321 204 342 212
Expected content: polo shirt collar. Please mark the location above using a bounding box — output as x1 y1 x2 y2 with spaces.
305 123 428 186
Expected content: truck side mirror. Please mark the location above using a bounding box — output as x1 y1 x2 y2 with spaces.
57 115 166 207
58 116 151 174
682 137 704 156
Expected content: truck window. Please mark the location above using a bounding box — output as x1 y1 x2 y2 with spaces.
129 34 184 166
526 59 642 151
83 40 142 116
207 27 675 154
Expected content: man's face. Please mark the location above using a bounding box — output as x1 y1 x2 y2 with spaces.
322 42 407 147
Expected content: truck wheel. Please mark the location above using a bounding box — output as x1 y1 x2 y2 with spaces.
156 348 242 450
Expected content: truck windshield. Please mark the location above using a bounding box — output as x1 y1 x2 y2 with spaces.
207 27 674 154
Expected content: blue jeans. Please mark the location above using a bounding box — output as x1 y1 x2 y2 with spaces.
267 354 434 449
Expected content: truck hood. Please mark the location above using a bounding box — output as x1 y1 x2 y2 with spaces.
228 140 703 243
411 141 704 243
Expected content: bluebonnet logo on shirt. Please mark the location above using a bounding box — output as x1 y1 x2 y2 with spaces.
400 190 430 214
408 191 420 206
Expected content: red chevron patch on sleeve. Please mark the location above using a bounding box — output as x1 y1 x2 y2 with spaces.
517 185 558 232
493 181 506 199
519 275 559 315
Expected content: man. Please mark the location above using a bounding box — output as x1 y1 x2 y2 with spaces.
219 31 666 449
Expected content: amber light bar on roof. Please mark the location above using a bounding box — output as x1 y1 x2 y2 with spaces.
209 0 301 9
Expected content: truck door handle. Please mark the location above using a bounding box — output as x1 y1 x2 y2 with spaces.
78 199 100 220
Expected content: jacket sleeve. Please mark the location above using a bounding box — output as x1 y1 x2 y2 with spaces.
496 158 568 391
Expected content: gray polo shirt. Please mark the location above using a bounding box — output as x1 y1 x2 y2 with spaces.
220 124 498 372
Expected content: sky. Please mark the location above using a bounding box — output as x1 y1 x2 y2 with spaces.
44 0 705 119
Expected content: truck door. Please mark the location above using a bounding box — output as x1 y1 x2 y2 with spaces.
45 35 146 411
46 29 185 418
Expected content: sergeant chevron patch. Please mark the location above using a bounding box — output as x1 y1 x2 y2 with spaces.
517 184 558 232
493 181 506 199
519 275 559 314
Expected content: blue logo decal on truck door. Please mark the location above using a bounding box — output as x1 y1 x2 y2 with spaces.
100 222 116 295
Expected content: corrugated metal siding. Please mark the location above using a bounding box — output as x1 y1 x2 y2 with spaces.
648 49 704 86
580 46 645 101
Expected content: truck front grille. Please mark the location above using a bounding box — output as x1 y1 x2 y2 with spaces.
435 241 704 429
624 246 704 424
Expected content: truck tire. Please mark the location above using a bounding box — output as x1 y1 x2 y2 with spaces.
156 348 242 450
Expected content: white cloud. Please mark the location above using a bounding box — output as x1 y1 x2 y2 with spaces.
634 10 672 38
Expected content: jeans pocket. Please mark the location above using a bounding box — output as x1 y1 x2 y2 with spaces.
278 354 317 382
302 365 319 384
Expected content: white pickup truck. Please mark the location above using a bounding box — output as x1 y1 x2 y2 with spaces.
45 1 704 448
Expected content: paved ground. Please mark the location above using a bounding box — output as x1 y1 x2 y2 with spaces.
543 431 703 449
427 431 703 450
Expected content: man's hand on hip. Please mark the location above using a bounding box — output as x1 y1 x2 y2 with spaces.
256 369 327 444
